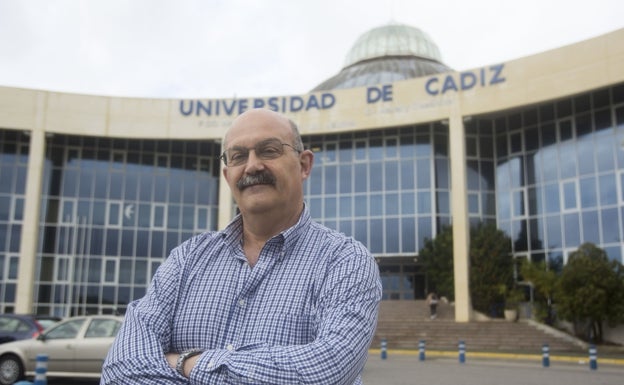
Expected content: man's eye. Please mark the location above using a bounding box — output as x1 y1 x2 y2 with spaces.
260 146 281 157
229 151 246 161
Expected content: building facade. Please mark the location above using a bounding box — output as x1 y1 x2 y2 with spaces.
1 25 623 321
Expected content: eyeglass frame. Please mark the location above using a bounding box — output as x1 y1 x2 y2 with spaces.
219 137 303 166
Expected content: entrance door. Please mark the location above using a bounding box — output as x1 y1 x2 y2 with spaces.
378 258 425 299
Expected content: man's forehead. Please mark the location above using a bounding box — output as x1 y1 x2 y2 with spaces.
225 110 291 144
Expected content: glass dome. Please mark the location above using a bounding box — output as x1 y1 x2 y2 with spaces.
344 23 443 67
311 23 451 91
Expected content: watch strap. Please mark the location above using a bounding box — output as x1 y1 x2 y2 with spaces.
176 349 203 377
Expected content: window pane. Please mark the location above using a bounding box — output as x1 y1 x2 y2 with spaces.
601 208 619 243
370 219 383 253
579 177 597 208
401 217 415 252
401 192 415 215
563 181 577 210
564 213 580 247
339 196 352 217
582 211 600 244
599 174 617 205
385 193 398 216
400 161 414 190
386 219 398 253
369 163 382 192
544 184 560 213
546 215 562 248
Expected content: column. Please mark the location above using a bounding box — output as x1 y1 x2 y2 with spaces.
449 110 472 322
217 160 234 230
15 126 46 313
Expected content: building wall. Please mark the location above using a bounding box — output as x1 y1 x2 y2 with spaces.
0 28 623 317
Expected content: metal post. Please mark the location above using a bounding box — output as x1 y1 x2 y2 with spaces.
589 344 597 370
458 340 466 364
419 340 426 361
381 338 387 360
542 344 550 367
34 354 48 385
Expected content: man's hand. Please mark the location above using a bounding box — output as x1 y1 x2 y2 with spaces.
165 352 178 370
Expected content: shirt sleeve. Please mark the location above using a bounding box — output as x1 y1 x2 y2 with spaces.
100 241 194 384
189 241 382 385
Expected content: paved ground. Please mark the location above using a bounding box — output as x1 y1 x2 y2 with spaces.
40 350 624 385
363 351 624 385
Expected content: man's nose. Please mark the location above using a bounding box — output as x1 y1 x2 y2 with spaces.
243 150 265 171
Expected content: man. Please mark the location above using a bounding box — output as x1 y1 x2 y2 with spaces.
101 108 382 384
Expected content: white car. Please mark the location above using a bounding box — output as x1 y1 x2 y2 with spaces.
0 315 123 385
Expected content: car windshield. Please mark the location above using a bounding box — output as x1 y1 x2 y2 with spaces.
45 319 85 339
85 319 122 338
37 319 59 330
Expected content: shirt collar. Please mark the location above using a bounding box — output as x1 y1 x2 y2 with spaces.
221 203 311 259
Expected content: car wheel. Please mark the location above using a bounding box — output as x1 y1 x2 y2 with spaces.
0 354 24 385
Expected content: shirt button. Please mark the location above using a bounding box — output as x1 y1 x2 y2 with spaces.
226 344 235 351
238 299 246 307
207 360 215 368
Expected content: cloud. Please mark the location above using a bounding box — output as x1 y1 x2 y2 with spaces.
0 0 622 98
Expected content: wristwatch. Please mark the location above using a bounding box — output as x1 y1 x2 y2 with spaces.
176 349 204 377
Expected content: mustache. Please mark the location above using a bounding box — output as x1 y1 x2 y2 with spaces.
236 171 276 190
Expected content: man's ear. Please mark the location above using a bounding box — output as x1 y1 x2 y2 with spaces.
300 150 314 180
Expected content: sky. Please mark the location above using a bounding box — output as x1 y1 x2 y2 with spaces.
0 0 623 99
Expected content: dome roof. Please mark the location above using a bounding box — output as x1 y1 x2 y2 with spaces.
311 23 451 91
344 23 443 67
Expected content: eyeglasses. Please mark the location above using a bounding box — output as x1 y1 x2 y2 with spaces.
219 138 301 166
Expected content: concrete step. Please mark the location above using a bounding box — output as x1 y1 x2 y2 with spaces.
373 301 583 353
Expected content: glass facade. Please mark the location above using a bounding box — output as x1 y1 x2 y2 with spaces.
491 84 624 269
0 130 30 313
301 83 624 299
1 83 624 314
33 135 221 316
303 124 451 299
304 124 450 256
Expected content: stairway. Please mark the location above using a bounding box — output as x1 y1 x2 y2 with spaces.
372 300 584 353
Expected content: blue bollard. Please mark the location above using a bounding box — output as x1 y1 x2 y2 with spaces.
34 353 48 385
458 340 466 364
380 338 387 360
589 344 597 370
542 343 550 367
418 340 426 362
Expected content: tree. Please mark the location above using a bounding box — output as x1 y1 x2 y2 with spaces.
520 259 558 324
419 225 454 301
555 243 624 343
419 223 513 316
469 224 513 317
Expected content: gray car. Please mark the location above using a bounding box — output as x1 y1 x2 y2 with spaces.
0 315 123 385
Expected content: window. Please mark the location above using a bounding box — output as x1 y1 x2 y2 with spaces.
152 204 166 229
561 180 578 211
46 319 85 339
384 137 398 159
104 258 117 283
85 318 121 338
60 199 76 224
355 140 367 161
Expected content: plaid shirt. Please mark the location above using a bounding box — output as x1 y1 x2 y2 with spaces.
101 206 382 384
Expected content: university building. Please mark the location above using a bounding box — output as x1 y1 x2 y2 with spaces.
1 23 623 321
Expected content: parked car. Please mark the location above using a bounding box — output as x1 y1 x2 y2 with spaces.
0 314 62 344
0 315 123 385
